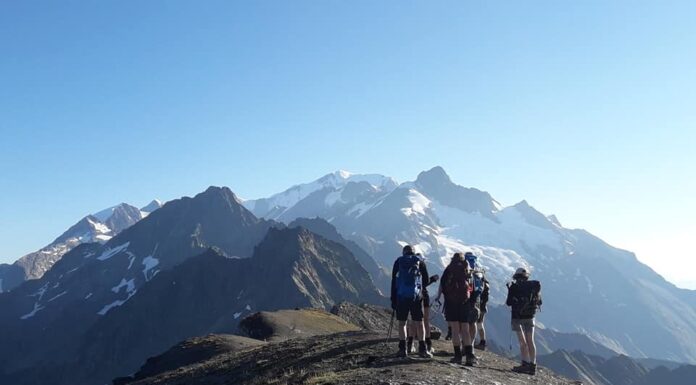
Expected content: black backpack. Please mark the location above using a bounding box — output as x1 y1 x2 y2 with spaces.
515 280 542 317
443 261 471 303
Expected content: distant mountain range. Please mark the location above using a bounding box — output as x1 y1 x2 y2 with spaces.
1 167 695 385
539 349 696 385
0 187 381 385
243 167 696 363
0 200 162 293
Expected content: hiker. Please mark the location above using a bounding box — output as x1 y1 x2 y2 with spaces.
435 252 476 366
391 245 432 358
506 267 542 375
418 253 439 354
464 252 490 351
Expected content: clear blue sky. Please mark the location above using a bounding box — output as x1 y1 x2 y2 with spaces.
1 1 694 288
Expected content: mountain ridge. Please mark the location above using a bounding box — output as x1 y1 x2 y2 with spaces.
244 167 696 363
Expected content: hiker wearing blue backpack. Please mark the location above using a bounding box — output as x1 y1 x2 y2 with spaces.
391 245 432 358
506 267 542 375
464 252 490 352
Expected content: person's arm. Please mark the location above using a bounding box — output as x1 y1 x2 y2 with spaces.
390 259 399 308
436 268 447 301
481 281 490 305
505 283 515 306
419 258 429 284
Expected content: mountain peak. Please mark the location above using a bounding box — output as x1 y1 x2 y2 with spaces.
140 199 162 213
197 186 243 205
93 203 139 222
510 200 557 230
415 166 452 186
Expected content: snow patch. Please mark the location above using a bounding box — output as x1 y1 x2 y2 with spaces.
30 282 50 301
324 191 343 206
97 292 137 316
111 278 136 294
94 234 113 242
127 254 136 269
142 255 160 281
85 292 93 299
20 302 45 320
48 291 67 302
401 189 431 217
97 242 130 261
234 312 243 319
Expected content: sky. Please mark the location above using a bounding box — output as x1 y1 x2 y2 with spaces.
1 1 694 288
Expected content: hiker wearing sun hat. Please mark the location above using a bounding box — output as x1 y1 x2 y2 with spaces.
506 267 542 375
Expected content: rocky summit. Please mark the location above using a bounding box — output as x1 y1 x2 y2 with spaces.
117 306 577 385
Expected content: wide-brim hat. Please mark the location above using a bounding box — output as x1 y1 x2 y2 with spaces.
513 267 530 279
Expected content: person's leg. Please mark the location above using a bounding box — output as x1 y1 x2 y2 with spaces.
411 300 430 357
468 322 477 343
406 319 415 353
459 304 475 365
516 330 529 364
525 328 536 363
524 322 537 374
464 322 476 365
423 305 433 352
477 321 486 343
396 301 409 356
449 321 463 362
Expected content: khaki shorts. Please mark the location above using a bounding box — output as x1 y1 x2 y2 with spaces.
511 318 535 333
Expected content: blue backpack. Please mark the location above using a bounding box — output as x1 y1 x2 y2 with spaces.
466 253 486 299
396 254 423 301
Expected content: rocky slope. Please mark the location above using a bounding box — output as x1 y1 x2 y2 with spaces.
116 307 577 385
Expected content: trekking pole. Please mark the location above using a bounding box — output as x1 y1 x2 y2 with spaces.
386 309 395 343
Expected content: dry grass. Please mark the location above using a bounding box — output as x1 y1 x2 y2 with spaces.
306 371 341 385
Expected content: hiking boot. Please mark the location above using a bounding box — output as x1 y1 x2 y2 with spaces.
397 340 408 358
526 363 537 375
464 346 476 366
425 338 433 354
512 361 530 373
451 346 462 363
418 341 433 358
474 340 486 351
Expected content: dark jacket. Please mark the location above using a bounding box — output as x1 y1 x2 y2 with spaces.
391 254 429 304
506 279 542 320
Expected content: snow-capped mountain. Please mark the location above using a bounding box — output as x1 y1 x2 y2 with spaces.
244 170 398 220
0 200 162 292
244 167 696 364
0 187 380 385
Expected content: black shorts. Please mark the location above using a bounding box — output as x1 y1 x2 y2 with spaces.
396 298 424 322
445 300 479 323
